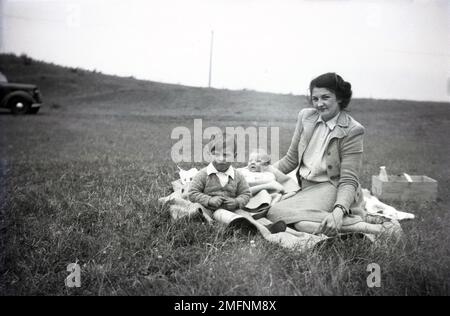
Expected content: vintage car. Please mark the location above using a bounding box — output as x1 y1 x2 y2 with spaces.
0 72 42 114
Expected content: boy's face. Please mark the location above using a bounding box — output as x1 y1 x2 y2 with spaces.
212 147 236 172
248 152 269 172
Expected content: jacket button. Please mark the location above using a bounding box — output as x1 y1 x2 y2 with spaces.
327 165 332 170
327 152 331 156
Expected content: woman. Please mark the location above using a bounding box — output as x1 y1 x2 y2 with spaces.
267 72 401 238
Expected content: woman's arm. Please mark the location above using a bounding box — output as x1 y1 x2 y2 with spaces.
267 165 293 183
248 181 284 195
272 110 305 174
334 125 365 211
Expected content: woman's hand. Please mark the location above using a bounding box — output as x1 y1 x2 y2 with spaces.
267 165 293 184
268 181 285 193
249 181 284 195
315 207 344 236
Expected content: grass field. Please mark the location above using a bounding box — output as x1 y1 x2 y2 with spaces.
0 53 449 295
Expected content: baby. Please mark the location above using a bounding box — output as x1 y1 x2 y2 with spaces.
239 148 299 196
188 133 252 212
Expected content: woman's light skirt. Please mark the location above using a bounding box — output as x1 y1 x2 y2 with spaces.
267 181 363 226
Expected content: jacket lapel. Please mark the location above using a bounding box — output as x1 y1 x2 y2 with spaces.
329 111 349 141
297 110 319 163
301 110 319 145
329 125 346 140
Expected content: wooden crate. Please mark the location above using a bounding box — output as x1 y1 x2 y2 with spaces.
371 174 438 202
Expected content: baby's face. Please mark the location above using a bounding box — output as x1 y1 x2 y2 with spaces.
248 152 269 172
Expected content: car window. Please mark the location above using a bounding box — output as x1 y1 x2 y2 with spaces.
0 72 7 83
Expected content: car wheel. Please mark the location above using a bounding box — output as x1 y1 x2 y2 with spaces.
28 107 40 114
9 97 31 115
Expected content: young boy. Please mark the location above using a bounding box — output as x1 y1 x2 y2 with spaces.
188 133 252 212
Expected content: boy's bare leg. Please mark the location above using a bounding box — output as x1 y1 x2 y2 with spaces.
294 221 383 235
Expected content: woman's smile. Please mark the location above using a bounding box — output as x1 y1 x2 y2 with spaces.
311 87 340 121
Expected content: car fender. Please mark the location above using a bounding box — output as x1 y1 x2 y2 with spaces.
1 90 34 108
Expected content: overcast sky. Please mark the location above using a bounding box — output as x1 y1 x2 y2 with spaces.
1 0 449 101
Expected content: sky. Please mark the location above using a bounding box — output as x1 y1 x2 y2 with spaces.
1 0 449 102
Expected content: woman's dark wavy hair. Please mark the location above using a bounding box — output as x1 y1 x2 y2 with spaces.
309 72 353 110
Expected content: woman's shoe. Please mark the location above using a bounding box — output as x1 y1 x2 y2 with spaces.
265 220 287 234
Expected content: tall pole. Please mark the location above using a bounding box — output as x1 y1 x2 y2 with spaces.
0 0 4 52
208 30 214 88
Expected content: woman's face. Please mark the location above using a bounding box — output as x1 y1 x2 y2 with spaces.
311 87 341 121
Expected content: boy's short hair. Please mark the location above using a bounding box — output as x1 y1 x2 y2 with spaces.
209 132 237 155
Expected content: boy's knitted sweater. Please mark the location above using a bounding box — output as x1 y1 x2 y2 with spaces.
188 166 252 209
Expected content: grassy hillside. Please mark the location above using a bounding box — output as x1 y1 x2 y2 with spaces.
0 53 449 295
